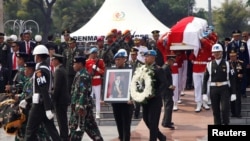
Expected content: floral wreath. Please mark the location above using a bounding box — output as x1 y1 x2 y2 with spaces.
130 65 155 103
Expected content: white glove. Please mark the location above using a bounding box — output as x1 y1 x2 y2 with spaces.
92 64 100 71
203 95 208 102
19 100 27 109
231 94 236 101
46 110 54 120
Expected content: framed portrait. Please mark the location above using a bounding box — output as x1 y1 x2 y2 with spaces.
103 68 133 103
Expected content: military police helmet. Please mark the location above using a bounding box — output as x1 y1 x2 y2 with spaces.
211 44 223 52
33 45 49 55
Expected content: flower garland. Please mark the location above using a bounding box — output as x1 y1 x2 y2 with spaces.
130 65 155 103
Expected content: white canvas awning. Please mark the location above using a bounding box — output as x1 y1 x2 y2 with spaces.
70 0 170 42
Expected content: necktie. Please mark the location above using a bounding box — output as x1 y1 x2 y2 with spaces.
13 53 17 70
26 41 30 54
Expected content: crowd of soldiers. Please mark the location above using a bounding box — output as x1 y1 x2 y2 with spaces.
0 26 249 140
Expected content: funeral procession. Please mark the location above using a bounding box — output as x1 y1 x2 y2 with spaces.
1 0 250 141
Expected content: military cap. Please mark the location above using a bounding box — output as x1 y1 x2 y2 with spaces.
130 47 139 55
62 29 71 35
73 56 86 64
96 36 104 42
133 37 141 44
23 30 31 34
232 30 241 36
52 53 64 62
106 32 114 39
151 30 160 35
229 49 237 56
122 30 130 36
144 50 157 56
16 52 28 59
166 54 176 61
114 49 128 59
224 37 231 41
111 28 117 34
89 47 98 54
67 37 76 43
117 30 122 35
24 62 36 68
47 44 56 50
0 32 5 37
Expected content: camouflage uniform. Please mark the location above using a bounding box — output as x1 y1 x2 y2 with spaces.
10 66 26 93
69 68 103 141
16 77 52 141
102 44 114 67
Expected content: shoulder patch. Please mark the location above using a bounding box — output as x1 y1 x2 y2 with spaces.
36 70 42 77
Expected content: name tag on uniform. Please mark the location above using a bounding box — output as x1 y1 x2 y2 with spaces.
32 93 40 104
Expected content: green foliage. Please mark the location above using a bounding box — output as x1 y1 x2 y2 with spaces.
213 0 250 39
53 0 103 34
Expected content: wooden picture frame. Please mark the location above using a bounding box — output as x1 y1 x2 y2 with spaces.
103 68 133 103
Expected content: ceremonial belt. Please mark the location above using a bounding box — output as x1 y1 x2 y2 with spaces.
210 81 228 87
93 76 101 79
193 61 207 65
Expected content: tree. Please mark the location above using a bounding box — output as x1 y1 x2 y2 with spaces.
213 0 250 39
53 0 103 34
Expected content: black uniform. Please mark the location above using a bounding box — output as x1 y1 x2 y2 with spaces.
142 63 167 141
53 64 70 141
161 63 174 127
24 61 60 141
111 64 134 141
62 46 84 98
229 60 244 117
227 40 249 97
202 59 236 125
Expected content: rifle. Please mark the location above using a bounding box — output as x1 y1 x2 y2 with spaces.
102 31 136 65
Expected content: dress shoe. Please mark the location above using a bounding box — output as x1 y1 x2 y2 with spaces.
158 134 167 141
162 124 175 130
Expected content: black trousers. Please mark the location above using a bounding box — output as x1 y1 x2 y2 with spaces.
55 104 69 141
231 83 242 116
133 102 141 118
24 104 60 141
111 103 133 141
142 97 165 141
161 92 174 125
210 85 230 125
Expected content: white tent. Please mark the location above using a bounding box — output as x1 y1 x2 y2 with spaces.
70 0 170 42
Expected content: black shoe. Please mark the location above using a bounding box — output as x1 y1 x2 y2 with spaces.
158 134 167 141
242 94 247 98
162 124 175 130
231 114 236 117
236 115 242 118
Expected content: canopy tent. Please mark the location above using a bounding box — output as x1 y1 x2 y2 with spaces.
70 0 170 42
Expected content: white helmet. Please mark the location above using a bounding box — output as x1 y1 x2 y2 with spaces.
35 35 42 42
117 49 128 57
10 35 18 41
33 45 49 55
211 44 223 52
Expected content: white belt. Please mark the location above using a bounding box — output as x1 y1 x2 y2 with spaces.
193 61 207 64
93 76 101 79
210 81 228 87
